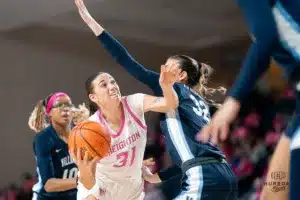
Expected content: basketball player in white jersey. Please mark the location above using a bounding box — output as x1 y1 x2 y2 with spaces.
71 65 181 200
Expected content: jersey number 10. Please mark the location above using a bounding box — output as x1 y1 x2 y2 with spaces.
62 167 78 179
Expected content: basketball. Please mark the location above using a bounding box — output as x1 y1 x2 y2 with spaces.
68 120 111 159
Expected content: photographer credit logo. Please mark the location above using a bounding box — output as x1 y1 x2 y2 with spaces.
264 171 288 193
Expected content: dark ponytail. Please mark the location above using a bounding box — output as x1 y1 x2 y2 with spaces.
169 55 226 108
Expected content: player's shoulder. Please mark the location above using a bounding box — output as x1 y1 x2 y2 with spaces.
34 126 53 141
125 93 145 101
88 112 99 123
123 93 145 108
34 126 55 150
174 83 192 98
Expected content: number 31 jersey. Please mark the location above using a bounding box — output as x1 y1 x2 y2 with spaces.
88 93 147 182
160 83 225 167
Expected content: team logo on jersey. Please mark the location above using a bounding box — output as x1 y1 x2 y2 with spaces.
55 149 62 153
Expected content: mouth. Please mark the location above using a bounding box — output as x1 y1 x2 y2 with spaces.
110 92 120 98
61 114 71 120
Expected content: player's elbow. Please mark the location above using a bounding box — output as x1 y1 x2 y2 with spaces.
163 97 179 112
44 179 56 192
169 100 179 110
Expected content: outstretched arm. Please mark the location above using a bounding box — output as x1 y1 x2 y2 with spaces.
75 0 161 95
198 0 278 144
143 65 180 113
229 0 277 101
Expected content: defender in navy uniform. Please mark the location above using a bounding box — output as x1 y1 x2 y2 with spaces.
198 1 300 200
30 93 78 200
74 1 238 199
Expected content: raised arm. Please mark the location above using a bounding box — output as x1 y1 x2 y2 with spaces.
75 0 161 95
229 0 277 102
198 0 278 144
143 65 180 113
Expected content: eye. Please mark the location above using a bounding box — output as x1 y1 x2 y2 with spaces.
110 79 116 84
100 83 107 88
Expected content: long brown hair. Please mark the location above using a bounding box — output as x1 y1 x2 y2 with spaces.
169 55 226 108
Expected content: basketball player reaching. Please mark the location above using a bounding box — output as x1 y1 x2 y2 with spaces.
29 93 78 200
197 1 300 200
74 0 238 199
70 62 180 200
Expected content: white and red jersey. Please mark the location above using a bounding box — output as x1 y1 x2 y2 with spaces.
89 93 147 182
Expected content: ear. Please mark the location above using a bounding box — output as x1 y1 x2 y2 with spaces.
89 93 98 104
178 71 188 82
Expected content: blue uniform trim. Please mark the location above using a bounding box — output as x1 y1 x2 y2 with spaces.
174 166 204 200
166 110 194 162
274 2 300 61
276 2 300 34
230 0 300 101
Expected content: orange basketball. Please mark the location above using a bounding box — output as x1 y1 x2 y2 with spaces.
68 120 111 159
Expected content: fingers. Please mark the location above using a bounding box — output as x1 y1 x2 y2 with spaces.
197 125 211 143
211 125 220 145
91 156 101 166
83 150 89 165
220 124 229 142
69 149 78 165
76 148 81 164
75 0 81 9
159 65 165 83
165 63 181 75
160 65 166 73
143 158 155 166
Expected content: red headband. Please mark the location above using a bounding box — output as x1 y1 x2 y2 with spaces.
46 92 68 115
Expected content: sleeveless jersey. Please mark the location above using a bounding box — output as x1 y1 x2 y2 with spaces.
89 93 147 182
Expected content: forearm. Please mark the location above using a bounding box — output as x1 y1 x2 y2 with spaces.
86 18 104 36
76 0 160 93
230 0 277 101
161 86 179 110
229 43 271 102
144 173 162 184
261 135 289 200
44 178 77 192
98 31 161 93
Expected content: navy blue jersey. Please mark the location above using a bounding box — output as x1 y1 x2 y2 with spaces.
161 84 225 166
32 125 77 200
230 0 300 104
97 31 225 168
228 1 300 200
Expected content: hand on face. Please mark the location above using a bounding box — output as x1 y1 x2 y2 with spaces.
159 63 181 88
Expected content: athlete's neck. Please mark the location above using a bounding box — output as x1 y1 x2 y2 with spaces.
52 122 71 139
100 102 122 125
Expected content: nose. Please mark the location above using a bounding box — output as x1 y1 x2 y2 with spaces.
108 82 117 91
61 106 71 113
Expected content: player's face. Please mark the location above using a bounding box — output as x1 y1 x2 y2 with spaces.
89 73 121 107
165 58 187 83
49 96 73 126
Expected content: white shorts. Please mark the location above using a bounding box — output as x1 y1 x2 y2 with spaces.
77 176 145 200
